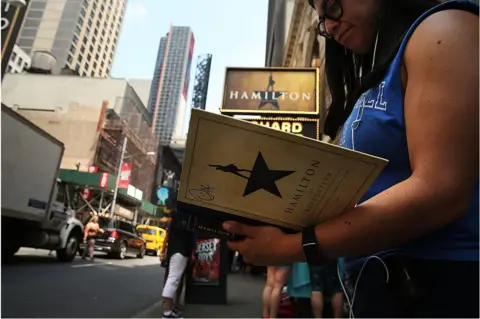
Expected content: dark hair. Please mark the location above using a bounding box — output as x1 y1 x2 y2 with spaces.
311 0 440 139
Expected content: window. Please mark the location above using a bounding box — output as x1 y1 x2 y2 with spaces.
82 36 87 44
99 217 115 229
72 35 78 45
95 53 99 60
80 45 85 53
11 52 17 61
89 45 94 52
85 28 90 37
24 19 41 28
93 62 97 69
69 45 75 54
93 29 98 36
85 62 90 70
20 28 37 38
78 55 83 62
80 8 87 18
67 55 73 64
78 17 84 26
87 53 92 61
96 20 101 28
55 185 66 204
88 18 92 27
30 1 46 9
76 25 82 35
27 10 43 19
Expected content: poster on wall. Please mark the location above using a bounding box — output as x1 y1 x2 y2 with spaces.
191 238 221 286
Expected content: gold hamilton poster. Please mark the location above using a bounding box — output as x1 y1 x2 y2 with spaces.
220 67 319 115
179 109 388 231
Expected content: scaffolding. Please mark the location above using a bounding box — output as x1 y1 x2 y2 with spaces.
191 54 213 110
94 96 159 203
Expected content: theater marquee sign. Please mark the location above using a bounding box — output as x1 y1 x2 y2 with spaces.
220 67 319 115
244 118 320 140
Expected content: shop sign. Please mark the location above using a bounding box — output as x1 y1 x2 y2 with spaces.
220 67 319 115
244 117 320 140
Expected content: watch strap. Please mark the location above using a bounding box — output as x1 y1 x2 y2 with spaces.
302 226 323 266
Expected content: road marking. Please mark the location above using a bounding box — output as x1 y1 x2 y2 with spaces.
71 262 112 268
131 300 163 318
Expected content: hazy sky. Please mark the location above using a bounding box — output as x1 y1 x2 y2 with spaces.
112 0 269 115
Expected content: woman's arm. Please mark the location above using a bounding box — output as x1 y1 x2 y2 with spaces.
225 10 479 265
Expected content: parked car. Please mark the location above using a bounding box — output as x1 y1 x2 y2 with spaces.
135 224 167 256
79 217 146 259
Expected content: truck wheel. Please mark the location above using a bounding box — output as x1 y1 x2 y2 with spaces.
116 242 127 259
57 232 81 262
137 245 145 259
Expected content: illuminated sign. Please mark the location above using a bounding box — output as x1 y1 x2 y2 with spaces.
243 118 320 140
220 67 319 115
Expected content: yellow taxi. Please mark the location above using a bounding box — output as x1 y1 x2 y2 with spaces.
135 225 167 256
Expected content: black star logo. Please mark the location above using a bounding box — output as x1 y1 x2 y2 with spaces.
208 152 295 198
255 91 285 110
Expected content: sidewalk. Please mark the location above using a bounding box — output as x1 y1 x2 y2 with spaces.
133 273 264 318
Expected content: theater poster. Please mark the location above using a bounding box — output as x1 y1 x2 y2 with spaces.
191 238 221 286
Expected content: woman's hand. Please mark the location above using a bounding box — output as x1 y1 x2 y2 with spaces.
223 221 301 266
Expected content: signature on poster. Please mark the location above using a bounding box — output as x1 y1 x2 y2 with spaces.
189 185 215 201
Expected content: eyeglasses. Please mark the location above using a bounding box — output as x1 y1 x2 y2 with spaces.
317 0 343 38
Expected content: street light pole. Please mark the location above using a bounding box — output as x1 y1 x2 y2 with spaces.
110 136 128 217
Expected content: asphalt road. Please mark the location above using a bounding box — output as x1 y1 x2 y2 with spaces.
2 248 164 318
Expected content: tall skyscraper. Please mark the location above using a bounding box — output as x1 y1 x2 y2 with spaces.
16 0 127 77
147 25 195 145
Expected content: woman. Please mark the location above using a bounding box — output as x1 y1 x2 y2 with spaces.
161 211 195 319
223 0 479 317
82 215 104 261
262 266 290 318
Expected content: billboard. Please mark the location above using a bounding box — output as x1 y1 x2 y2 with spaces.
182 34 195 100
220 67 319 115
244 117 320 140
191 238 221 286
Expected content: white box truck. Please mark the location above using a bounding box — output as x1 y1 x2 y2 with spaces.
1 104 84 262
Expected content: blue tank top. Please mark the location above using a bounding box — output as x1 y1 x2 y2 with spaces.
339 0 479 269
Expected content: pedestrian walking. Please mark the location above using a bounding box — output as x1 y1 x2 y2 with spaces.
161 211 195 319
309 259 344 318
82 215 104 261
262 266 291 318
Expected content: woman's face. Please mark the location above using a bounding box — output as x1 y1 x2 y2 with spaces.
313 0 380 53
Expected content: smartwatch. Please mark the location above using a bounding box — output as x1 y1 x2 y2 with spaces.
301 226 324 266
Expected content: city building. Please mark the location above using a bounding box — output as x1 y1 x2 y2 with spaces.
267 0 328 140
147 25 195 145
2 73 158 203
265 0 295 67
6 45 31 73
128 79 152 109
16 0 127 77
